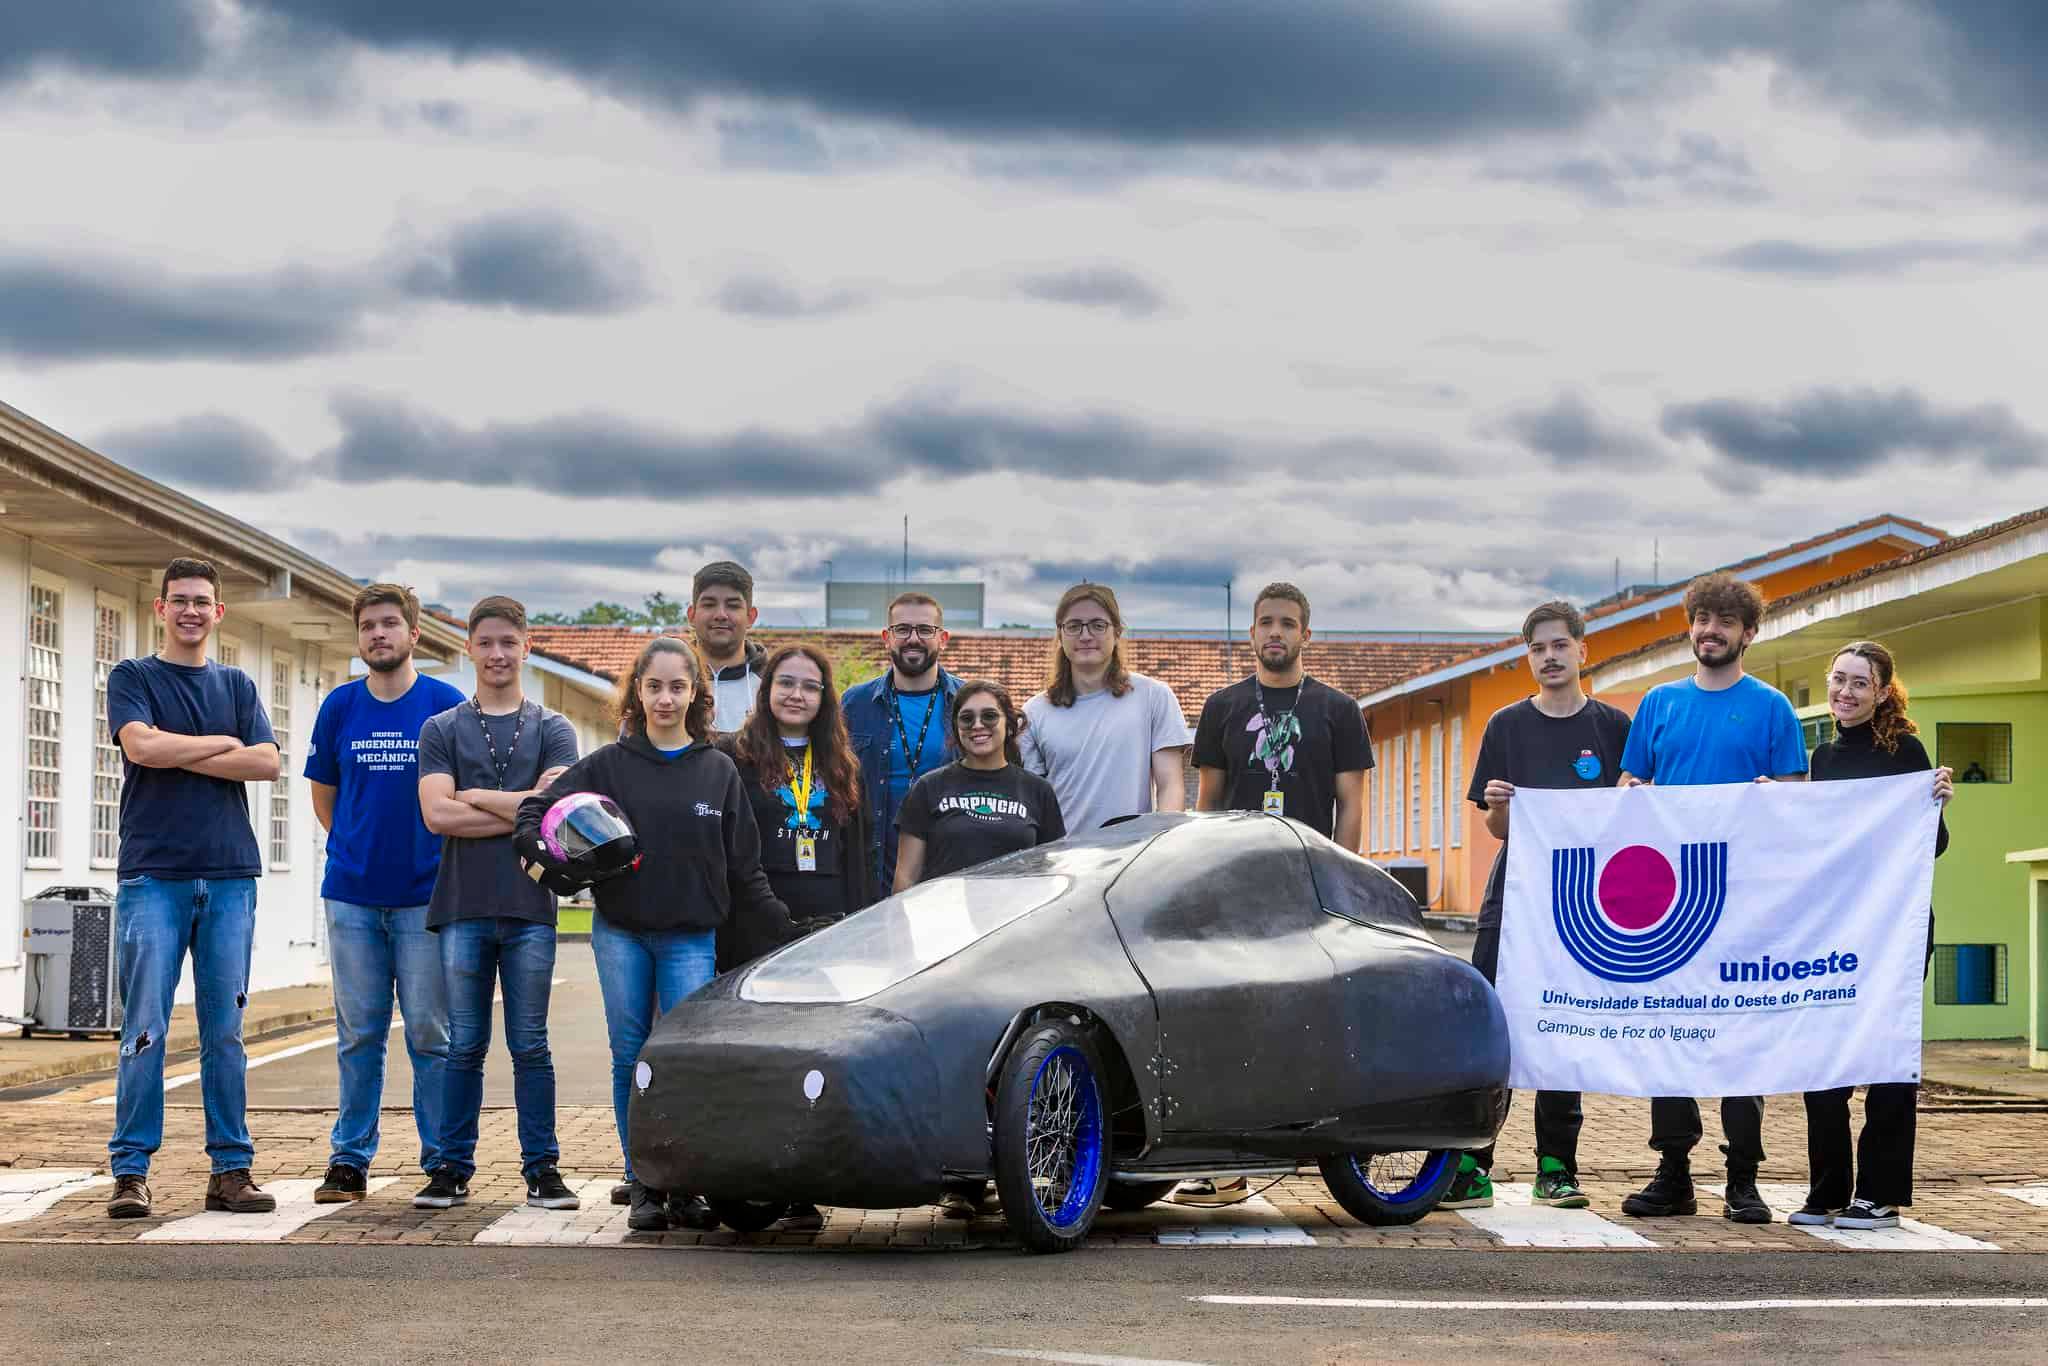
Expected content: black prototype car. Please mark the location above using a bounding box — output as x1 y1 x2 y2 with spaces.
628 811 1509 1252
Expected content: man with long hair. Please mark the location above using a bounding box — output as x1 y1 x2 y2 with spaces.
1019 583 1190 833
1616 572 1807 1226
842 591 962 889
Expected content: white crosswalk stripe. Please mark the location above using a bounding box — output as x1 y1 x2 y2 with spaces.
1154 1194 1315 1246
473 1178 632 1245
1993 1182 2048 1209
138 1177 398 1242
1453 1182 1658 1248
1736 1183 2000 1251
0 1169 112 1224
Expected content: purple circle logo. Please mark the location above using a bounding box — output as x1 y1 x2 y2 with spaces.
1596 844 1677 931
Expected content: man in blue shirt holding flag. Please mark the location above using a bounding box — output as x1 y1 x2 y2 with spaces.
304 584 466 1203
1616 572 1808 1226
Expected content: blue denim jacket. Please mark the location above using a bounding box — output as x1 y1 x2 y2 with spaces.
840 667 964 890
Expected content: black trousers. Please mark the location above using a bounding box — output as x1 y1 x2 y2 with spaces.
1800 1085 1918 1208
1647 1094 1766 1174
1472 926 1584 1175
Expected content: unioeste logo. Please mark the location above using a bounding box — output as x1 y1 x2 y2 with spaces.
1551 843 1728 983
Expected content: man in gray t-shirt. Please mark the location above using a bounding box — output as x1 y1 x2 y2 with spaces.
1019 585 1191 834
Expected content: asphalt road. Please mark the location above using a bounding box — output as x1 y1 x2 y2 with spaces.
4 1243 2044 1364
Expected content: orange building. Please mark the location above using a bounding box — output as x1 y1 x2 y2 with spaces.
1356 515 1946 921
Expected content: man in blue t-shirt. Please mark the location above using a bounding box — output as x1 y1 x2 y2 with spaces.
841 592 961 890
103 558 284 1221
303 584 466 1204
1616 571 1807 1227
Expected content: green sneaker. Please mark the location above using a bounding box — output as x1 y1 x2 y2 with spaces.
1440 1155 1494 1210
1531 1157 1589 1209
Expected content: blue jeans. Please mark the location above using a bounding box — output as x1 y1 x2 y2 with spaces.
439 917 558 1181
326 901 449 1173
109 876 257 1178
591 913 716 1182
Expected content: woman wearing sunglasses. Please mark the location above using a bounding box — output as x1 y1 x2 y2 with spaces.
893 680 1066 889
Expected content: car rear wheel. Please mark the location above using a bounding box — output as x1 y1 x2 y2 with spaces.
1102 1178 1180 1212
993 1019 1109 1253
1318 1149 1458 1226
706 1197 782 1232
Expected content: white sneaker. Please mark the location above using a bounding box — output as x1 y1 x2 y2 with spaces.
1834 1200 1899 1229
1170 1177 1253 1207
1787 1201 1837 1226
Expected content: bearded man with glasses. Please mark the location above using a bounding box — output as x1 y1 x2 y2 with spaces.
841 592 963 889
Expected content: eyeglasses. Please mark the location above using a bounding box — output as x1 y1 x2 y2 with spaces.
888 624 940 641
957 708 1004 729
772 676 825 697
1059 619 1113 638
164 595 217 611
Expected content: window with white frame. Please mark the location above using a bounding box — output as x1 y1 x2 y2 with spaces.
1388 735 1403 853
217 637 241 669
147 608 165 658
1448 716 1464 850
26 584 63 863
1408 729 1422 852
93 601 126 866
270 650 293 869
1433 720 1449 847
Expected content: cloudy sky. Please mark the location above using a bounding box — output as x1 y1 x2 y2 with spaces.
5 2 2045 628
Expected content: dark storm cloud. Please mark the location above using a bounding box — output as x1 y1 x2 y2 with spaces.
1707 228 2048 276
0 1 213 83
1660 387 2048 474
1013 266 1167 319
1492 392 1664 469
248 1 1594 147
0 209 648 362
710 274 867 320
395 208 649 314
0 254 363 363
319 391 1246 495
97 413 305 491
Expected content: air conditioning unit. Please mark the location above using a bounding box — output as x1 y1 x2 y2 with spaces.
23 887 121 1036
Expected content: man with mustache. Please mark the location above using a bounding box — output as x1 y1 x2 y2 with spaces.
1616 572 1807 1226
841 592 962 890
1448 599 1631 1213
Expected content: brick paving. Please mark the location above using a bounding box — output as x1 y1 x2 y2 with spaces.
5 1091 2047 1252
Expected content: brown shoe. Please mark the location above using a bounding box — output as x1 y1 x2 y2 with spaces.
206 1169 277 1214
107 1174 152 1219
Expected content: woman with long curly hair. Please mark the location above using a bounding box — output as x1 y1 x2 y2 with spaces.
1795 639 1953 1231
514 636 789 1234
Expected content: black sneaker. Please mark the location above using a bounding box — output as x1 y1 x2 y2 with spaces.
1722 1174 1772 1224
1621 1159 1697 1217
413 1168 469 1209
1834 1199 1899 1230
627 1181 670 1232
668 1193 719 1230
611 1181 632 1207
779 1202 825 1232
526 1168 580 1210
315 1162 368 1204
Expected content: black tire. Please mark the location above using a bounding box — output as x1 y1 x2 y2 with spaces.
706 1197 782 1233
993 1019 1111 1254
1102 1179 1179 1212
1317 1150 1460 1226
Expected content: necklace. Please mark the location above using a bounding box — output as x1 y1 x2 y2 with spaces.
471 696 526 789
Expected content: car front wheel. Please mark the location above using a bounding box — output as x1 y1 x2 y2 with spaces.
1317 1149 1458 1226
993 1019 1109 1253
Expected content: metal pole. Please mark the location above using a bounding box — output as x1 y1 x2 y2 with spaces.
902 516 909 579
1225 582 1233 677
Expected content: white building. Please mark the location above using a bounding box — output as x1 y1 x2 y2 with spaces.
0 400 616 1020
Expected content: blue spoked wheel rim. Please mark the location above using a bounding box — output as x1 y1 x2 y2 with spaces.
1349 1150 1452 1206
1027 1044 1104 1231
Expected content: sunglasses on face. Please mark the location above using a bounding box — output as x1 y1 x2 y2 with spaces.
957 708 1004 729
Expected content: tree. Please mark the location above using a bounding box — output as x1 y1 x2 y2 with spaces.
643 591 684 626
575 601 639 625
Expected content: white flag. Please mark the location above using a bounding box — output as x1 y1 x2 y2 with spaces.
1497 773 1936 1097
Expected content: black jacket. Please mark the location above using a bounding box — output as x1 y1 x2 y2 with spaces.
516 732 792 938
714 735 878 970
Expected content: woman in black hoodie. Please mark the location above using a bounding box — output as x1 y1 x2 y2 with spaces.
516 637 789 1233
1795 640 1953 1232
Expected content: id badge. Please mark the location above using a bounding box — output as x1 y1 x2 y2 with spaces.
1262 789 1285 816
796 834 817 872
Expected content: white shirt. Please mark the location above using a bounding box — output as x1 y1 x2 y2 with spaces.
1019 672 1191 834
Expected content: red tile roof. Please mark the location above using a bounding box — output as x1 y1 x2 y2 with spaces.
520 625 1478 720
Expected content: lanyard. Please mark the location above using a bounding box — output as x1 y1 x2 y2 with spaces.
1252 676 1303 784
889 682 939 784
786 743 815 830
471 697 526 789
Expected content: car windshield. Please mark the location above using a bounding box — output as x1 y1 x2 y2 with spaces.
740 874 1071 1004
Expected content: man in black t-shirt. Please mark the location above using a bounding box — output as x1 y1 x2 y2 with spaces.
1447 599 1630 1214
1193 582 1373 846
